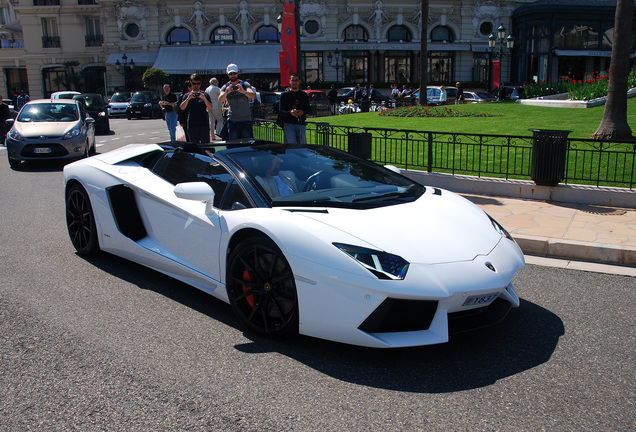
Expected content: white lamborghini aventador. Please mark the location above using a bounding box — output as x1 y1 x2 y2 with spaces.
63 140 525 348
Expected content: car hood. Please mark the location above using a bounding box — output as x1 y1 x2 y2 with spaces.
290 190 502 264
14 121 78 137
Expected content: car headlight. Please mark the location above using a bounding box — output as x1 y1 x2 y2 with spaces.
144 103 152 108
63 127 81 140
98 111 106 117
489 215 515 242
8 128 22 141
334 243 409 280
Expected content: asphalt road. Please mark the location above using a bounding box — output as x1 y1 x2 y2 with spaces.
0 119 634 431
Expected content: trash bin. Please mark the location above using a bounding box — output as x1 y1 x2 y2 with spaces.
360 99 370 112
348 132 372 159
529 129 571 186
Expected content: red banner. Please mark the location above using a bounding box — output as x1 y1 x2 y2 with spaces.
280 2 297 74
493 60 500 89
279 52 290 88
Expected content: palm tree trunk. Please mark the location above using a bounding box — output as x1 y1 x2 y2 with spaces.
593 0 634 139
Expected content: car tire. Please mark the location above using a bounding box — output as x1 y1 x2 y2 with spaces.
65 182 100 256
226 236 299 338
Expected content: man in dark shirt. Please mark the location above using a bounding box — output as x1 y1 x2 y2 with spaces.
278 73 311 144
327 84 338 114
179 74 214 143
159 84 178 141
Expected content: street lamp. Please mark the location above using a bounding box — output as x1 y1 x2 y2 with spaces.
489 25 515 100
327 48 346 84
114 53 135 92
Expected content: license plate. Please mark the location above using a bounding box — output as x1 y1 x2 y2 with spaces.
462 292 500 307
34 147 52 154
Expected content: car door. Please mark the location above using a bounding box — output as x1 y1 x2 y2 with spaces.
136 151 233 281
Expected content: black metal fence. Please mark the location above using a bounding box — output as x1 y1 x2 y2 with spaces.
253 120 636 189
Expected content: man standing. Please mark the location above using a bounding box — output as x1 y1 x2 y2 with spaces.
456 81 465 104
218 63 256 140
205 77 223 139
159 84 178 141
179 73 214 143
327 84 338 115
278 73 310 144
16 90 29 110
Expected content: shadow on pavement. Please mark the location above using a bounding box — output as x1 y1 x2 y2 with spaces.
82 252 564 394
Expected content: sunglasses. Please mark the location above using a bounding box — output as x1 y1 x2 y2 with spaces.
191 82 201 85
228 72 238 76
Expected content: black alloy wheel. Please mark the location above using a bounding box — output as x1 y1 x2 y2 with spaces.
66 183 100 256
227 236 299 337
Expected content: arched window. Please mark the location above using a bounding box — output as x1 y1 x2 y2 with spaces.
387 25 412 42
255 25 279 43
212 26 235 44
344 25 368 42
430 25 455 43
166 27 191 45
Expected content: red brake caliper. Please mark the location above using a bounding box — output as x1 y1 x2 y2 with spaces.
242 269 255 308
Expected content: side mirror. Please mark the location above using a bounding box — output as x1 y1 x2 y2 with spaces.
174 182 216 213
384 165 401 174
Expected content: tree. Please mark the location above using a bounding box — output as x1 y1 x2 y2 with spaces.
593 0 634 139
53 60 83 92
418 0 429 106
142 68 169 91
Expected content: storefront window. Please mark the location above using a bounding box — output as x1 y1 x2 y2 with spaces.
304 52 322 83
345 52 368 82
428 52 452 84
554 25 599 49
42 67 65 97
385 56 410 83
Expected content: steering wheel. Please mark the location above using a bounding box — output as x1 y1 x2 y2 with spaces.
302 170 328 192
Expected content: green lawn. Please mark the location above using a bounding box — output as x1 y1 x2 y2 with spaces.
308 98 636 139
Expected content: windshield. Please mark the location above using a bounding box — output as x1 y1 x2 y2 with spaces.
131 93 153 102
75 95 105 109
17 103 78 122
110 93 130 102
226 146 424 209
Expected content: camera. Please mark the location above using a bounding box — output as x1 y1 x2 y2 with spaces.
192 91 200 96
231 85 239 91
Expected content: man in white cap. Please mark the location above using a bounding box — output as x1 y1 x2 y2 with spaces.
205 77 223 139
218 63 256 140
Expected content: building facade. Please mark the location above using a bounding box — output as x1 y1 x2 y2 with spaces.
0 0 630 99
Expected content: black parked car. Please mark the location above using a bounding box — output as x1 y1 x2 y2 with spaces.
126 91 161 119
73 93 110 134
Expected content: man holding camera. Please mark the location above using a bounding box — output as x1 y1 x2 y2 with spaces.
179 73 214 143
218 63 256 140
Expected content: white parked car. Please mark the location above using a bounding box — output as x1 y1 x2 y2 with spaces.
106 92 131 117
63 141 524 348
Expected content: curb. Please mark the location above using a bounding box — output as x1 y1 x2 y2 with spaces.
514 235 636 267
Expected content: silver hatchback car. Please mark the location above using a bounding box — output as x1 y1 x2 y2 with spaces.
6 99 96 169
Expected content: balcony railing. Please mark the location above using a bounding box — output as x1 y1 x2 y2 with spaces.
34 0 60 5
85 35 103 47
42 36 61 48
78 0 97 4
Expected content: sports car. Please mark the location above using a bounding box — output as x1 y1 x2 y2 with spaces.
63 140 524 348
